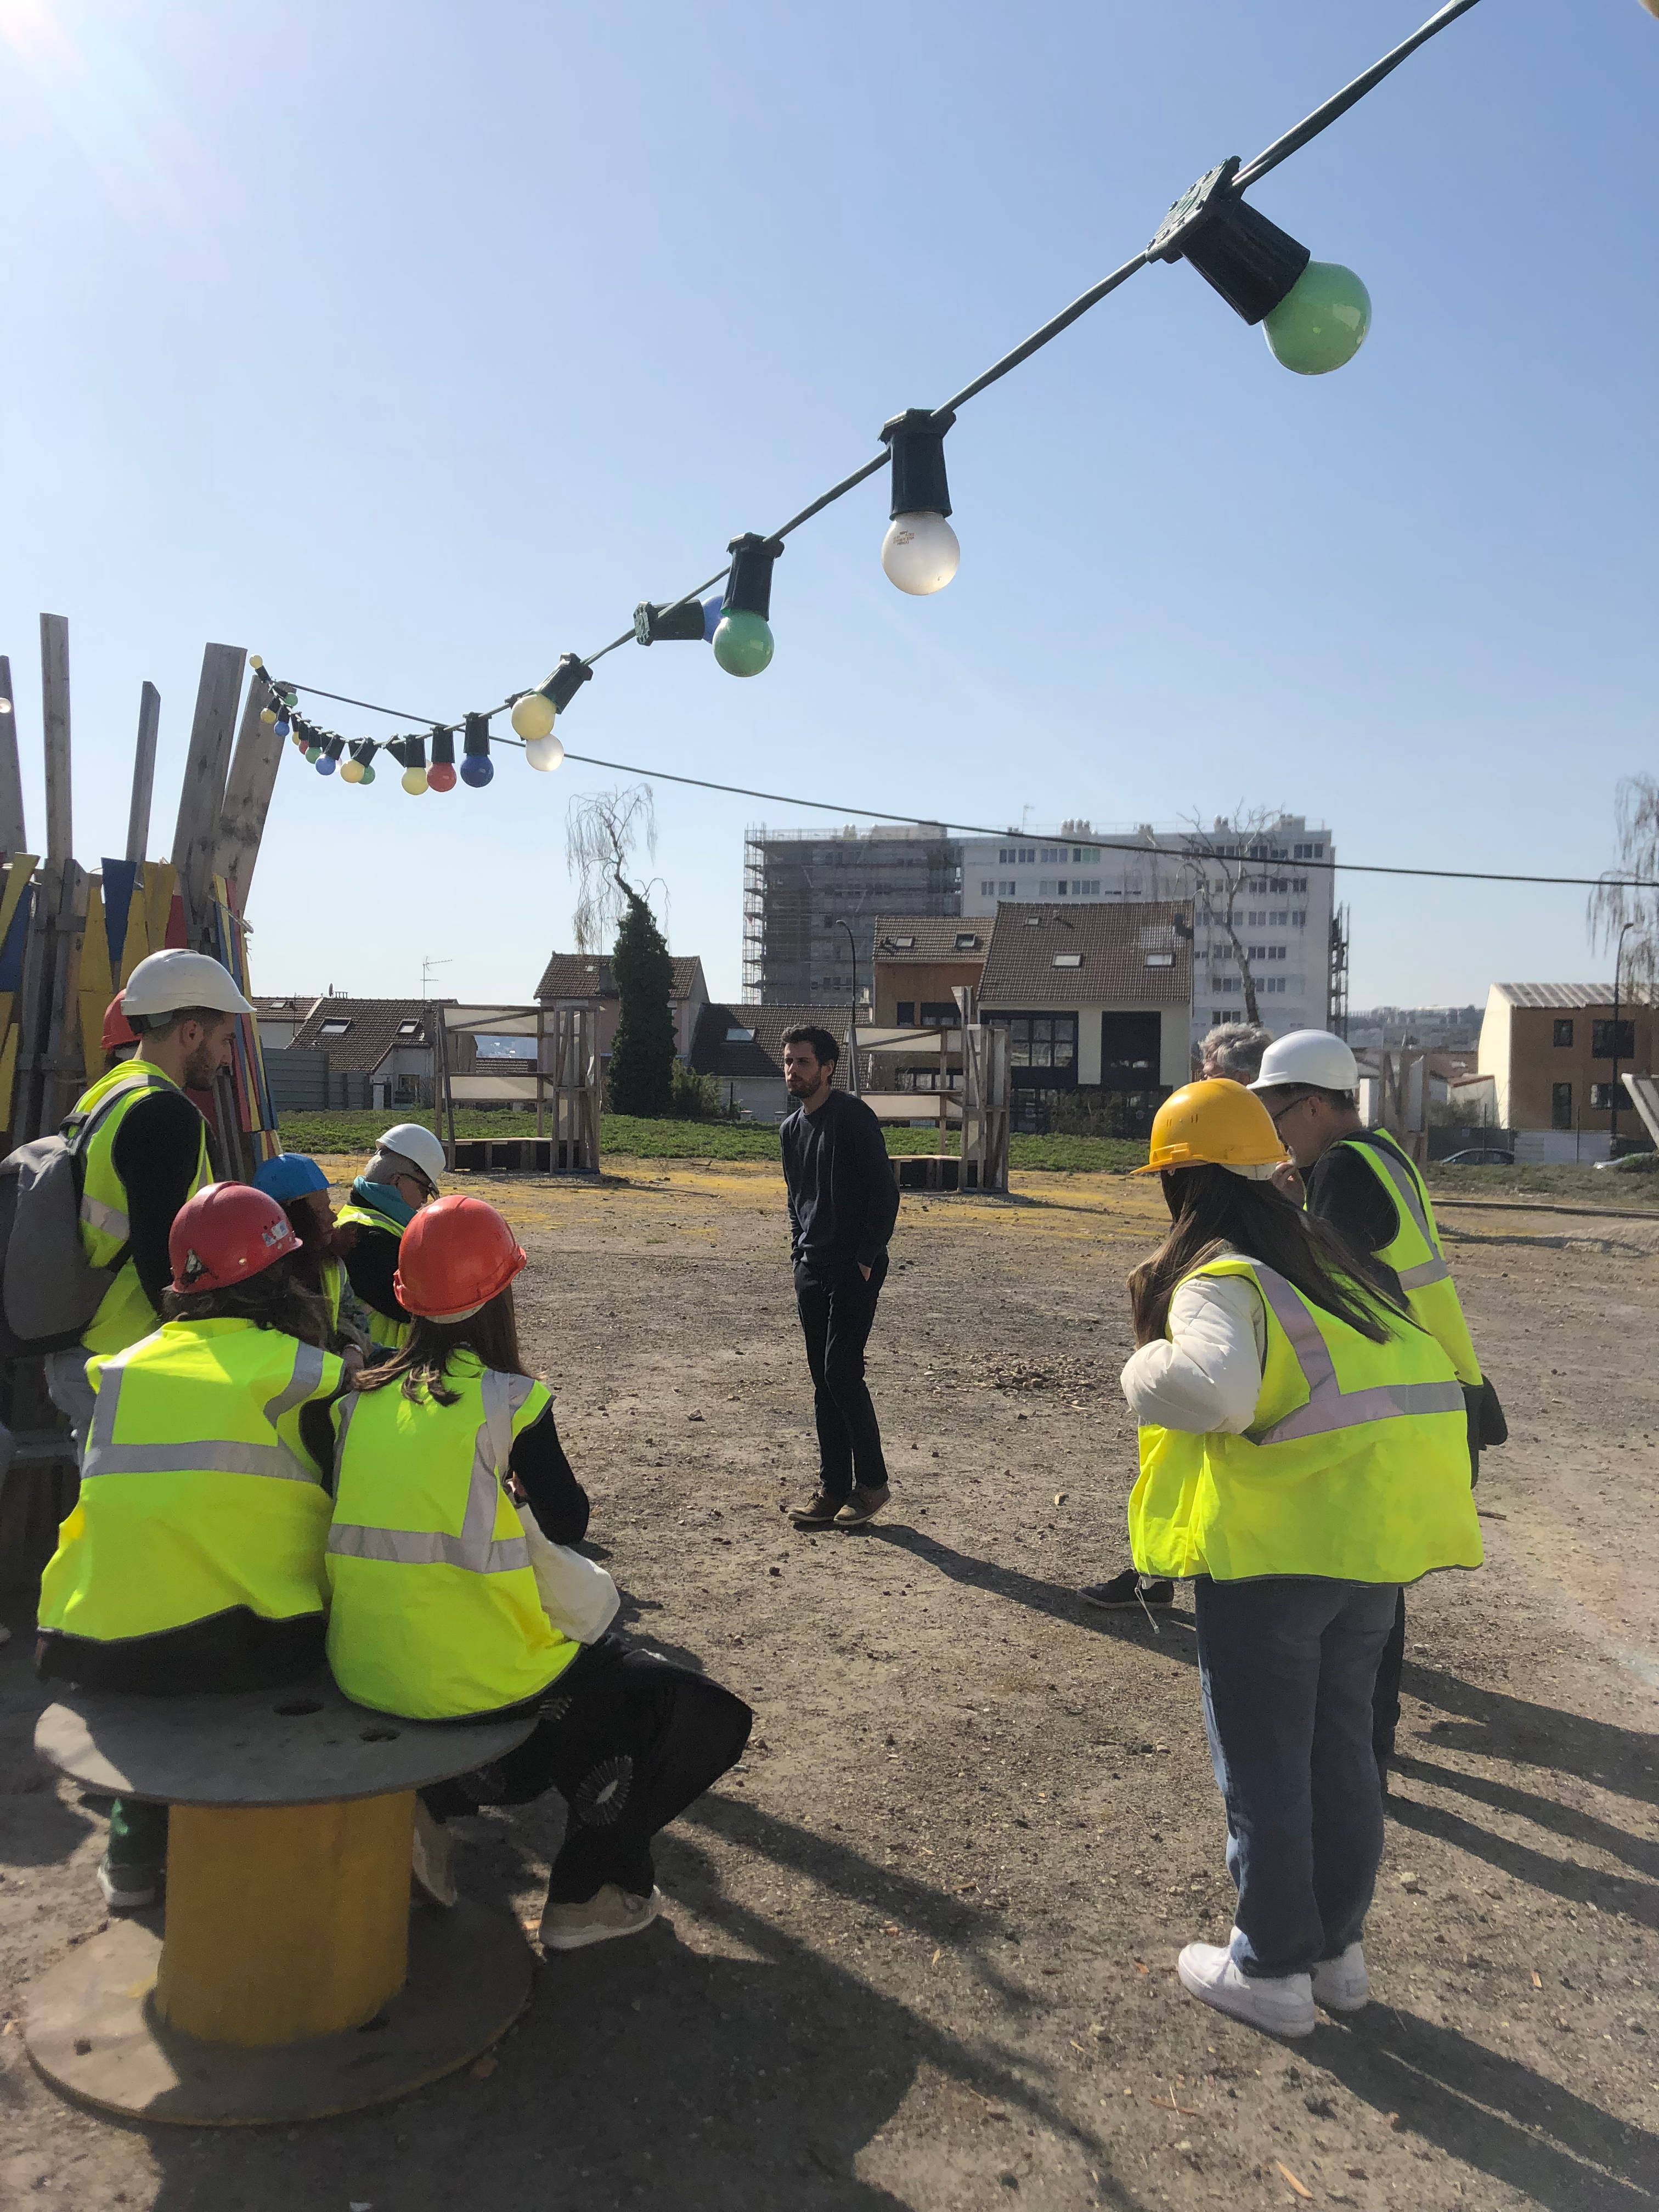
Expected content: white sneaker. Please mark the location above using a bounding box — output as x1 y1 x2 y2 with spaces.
539 1883 663 1952
97 1855 159 1912
1312 1941 1369 2012
1177 1940 1316 2037
411 1802 458 1908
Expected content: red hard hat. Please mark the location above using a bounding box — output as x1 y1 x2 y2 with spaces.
102 993 137 1052
394 1194 527 1323
170 1184 302 1295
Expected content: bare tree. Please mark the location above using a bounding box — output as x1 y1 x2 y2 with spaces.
1588 774 1659 1000
1173 805 1290 1025
566 784 657 952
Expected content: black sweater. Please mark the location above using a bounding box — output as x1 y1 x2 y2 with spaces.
781 1087 900 1276
108 1088 210 1318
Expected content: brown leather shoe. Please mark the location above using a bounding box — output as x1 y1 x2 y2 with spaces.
834 1485 890 1528
787 1489 843 1527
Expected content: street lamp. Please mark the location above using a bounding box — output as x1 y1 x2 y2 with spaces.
833 917 862 1097
1611 919 1636 1151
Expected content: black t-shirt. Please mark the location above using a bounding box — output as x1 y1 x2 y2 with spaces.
108 1087 210 1316
1305 1141 1400 1259
780 1087 900 1277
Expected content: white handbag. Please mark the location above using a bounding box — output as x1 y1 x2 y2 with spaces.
482 1379 619 1645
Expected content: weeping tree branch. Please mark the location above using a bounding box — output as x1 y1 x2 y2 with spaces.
1588 776 1659 1001
566 784 658 953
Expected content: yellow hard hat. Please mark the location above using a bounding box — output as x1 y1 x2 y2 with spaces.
1137 1078 1291 1178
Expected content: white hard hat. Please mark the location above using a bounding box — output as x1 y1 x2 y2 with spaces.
375 1122 447 1187
122 949 255 1020
1249 1029 1361 1094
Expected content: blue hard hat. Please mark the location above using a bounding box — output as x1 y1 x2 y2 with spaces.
253 1153 330 1204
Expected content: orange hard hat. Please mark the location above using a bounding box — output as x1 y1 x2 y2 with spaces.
102 992 137 1052
394 1194 527 1323
1136 1079 1291 1178
170 1184 302 1295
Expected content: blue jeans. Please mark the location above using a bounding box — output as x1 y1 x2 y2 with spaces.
1194 1576 1398 1980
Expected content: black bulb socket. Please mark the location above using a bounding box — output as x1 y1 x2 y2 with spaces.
634 600 707 645
723 534 785 622
881 408 955 521
549 654 593 712
431 726 456 768
322 736 346 763
463 712 490 760
1150 157 1310 325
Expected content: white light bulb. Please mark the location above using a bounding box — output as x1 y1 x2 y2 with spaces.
525 731 565 772
881 511 960 595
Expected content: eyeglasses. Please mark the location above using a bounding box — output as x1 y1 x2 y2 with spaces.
395 1170 437 1203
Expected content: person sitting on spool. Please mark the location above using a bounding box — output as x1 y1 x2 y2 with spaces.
36 1184 347 1912
1119 1079 1482 2036
253 1152 375 1357
324 1194 753 1951
334 1122 447 1357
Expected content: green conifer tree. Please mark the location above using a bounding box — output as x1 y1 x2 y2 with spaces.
607 892 676 1118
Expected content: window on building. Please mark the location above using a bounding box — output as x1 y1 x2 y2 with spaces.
889 935 915 949
726 1026 755 1043
1551 1082 1573 1130
995 1012 1078 1081
318 1018 352 1038
1052 953 1082 969
919 1001 961 1028
396 1020 422 1038
1072 846 1099 862
1591 1080 1632 1112
953 932 980 951
1144 951 1174 968
980 879 997 896
1293 842 1327 860
1553 1018 1574 1047
1592 1019 1635 1060
1072 878 1101 895
895 1002 915 1026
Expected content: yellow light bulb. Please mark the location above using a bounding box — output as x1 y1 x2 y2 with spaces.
260 706 278 725
248 654 264 670
340 758 365 784
401 766 429 795
511 690 557 743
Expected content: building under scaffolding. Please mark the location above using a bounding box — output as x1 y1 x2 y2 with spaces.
742 823 963 1005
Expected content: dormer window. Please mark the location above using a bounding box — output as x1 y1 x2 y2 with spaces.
319 1018 352 1038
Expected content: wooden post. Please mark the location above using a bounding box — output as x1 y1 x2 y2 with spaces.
213 674 285 909
126 681 161 864
171 645 245 944
0 656 26 855
39 616 72 867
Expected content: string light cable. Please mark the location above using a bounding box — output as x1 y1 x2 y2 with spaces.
262 1 1505 789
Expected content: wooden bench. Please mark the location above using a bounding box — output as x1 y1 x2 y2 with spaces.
25 1676 537 2125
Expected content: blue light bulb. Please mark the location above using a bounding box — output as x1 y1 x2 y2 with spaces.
316 754 337 776
460 753 494 788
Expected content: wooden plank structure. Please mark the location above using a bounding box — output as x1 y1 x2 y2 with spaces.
432 1003 601 1175
858 1016 1011 1194
0 625 289 1592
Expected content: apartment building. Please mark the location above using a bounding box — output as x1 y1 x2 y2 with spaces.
960 814 1340 1052
742 823 962 1005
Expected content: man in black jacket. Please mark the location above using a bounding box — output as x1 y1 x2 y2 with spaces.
779 1025 900 1530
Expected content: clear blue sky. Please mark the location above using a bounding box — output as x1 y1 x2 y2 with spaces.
2 0 1654 1011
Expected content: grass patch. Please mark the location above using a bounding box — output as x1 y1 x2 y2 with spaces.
1425 1160 1659 1207
276 1109 1149 1176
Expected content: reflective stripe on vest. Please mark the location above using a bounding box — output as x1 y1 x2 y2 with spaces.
81 1340 328 1486
79 1193 131 1241
1245 1262 1465 1443
1336 1131 1482 1384
326 1370 534 1575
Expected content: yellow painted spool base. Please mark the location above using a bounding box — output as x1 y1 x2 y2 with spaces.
25 1901 531 2126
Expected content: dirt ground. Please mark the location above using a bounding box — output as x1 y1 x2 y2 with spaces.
2 1158 1657 2212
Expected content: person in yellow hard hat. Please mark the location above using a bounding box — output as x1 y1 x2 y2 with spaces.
1119 1080 1482 2037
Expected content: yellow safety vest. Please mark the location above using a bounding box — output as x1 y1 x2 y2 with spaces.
1128 1255 1482 1586
325 1354 578 1720
72 1059 212 1357
335 1193 410 1353
1334 1131 1482 1385
320 1257 344 1336
37 1318 344 1644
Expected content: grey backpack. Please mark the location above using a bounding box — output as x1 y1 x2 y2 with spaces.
0 1075 165 1358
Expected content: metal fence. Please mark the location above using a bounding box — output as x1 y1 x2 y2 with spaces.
263 1048 371 1114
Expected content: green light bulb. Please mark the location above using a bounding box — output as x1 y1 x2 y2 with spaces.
1263 261 1370 375
713 610 774 678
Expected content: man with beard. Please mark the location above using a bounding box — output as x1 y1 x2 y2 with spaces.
779 1025 900 1530
43 949 251 1455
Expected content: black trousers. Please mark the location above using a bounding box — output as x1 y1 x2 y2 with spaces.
423 1639 751 1905
1371 1587 1406 1759
794 1253 889 1499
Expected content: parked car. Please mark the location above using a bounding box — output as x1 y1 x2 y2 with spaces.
1440 1147 1515 1166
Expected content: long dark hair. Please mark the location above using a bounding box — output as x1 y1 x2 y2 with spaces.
281 1198 333 1297
351 1285 524 1407
1128 1165 1407 1348
161 1254 334 1349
